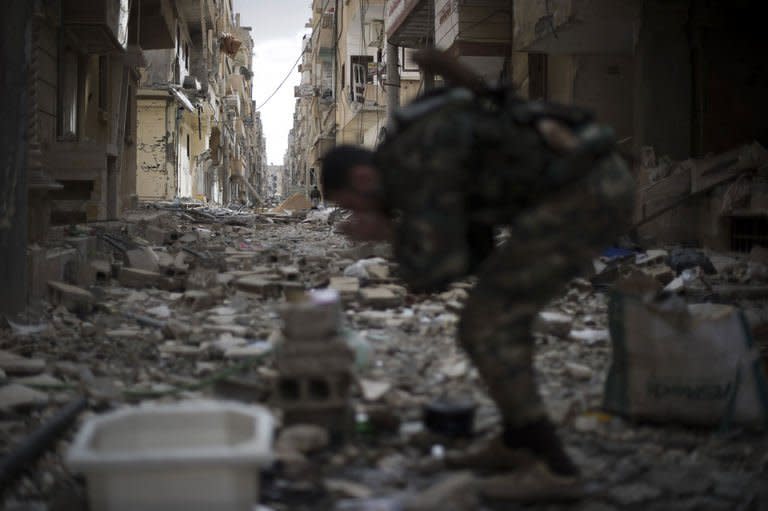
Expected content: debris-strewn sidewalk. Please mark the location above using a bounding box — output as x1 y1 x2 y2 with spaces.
1 203 767 510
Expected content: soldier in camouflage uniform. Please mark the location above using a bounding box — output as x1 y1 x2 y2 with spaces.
322 61 634 501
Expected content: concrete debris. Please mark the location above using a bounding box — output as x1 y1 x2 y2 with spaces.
5 204 768 510
359 287 402 309
0 383 49 410
118 267 163 288
276 424 330 454
47 280 94 313
0 351 46 376
359 378 392 401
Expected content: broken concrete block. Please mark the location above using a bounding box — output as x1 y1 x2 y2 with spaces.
564 362 593 381
279 290 342 340
144 225 172 245
118 267 163 289
90 260 112 282
569 328 610 345
276 424 329 454
124 246 160 272
47 281 94 313
278 266 300 280
534 311 573 338
223 342 272 359
162 319 193 340
0 351 46 376
358 378 391 401
329 277 360 299
183 290 215 310
235 276 283 298
178 232 199 243
359 287 401 309
14 373 64 387
366 263 390 280
186 269 218 290
0 384 49 411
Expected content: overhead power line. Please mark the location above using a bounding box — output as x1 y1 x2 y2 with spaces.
254 0 332 111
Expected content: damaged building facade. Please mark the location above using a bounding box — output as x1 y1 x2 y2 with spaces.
288 0 768 251
136 0 266 205
1 0 266 315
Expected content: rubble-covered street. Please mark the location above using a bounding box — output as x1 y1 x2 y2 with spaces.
2 204 767 510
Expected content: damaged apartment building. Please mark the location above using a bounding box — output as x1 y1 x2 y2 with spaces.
288 0 768 250
0 0 266 314
136 0 266 205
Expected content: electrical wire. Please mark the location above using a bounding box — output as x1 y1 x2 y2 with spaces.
254 0 333 110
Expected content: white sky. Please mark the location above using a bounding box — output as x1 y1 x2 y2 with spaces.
234 0 312 164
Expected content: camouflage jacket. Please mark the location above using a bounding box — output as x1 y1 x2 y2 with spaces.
374 87 618 292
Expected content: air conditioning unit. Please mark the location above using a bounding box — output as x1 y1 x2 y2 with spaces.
62 0 130 53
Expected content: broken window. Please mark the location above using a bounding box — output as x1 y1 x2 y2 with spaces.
58 46 80 139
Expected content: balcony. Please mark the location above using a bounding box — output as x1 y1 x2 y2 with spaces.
514 0 641 55
385 0 434 48
128 0 175 50
62 0 130 53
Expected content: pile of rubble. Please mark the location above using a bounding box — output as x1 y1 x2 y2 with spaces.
1 203 767 510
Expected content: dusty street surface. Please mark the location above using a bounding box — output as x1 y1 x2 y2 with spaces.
1 203 767 510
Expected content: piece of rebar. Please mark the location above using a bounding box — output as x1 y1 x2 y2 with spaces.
0 397 88 494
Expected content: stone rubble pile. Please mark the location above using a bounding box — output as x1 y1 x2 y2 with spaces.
1 204 767 510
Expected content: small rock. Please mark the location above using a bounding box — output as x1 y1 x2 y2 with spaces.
359 378 392 401
47 281 94 313
14 374 64 387
162 319 193 340
223 342 271 359
534 311 573 337
569 328 610 345
564 362 593 381
276 424 330 454
0 351 46 376
359 287 401 309
146 304 172 319
0 383 49 410
330 276 361 299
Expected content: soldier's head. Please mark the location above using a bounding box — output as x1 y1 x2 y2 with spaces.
321 145 382 212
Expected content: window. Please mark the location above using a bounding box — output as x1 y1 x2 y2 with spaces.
58 46 79 138
350 55 374 84
185 43 189 70
186 134 190 158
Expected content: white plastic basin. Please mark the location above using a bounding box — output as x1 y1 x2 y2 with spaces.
67 400 274 511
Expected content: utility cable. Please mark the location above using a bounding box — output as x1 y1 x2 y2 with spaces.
254 0 333 110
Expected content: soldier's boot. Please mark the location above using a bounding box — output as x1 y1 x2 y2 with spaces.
476 462 584 503
444 434 535 472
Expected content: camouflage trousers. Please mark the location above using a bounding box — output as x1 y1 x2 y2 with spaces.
457 153 635 428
